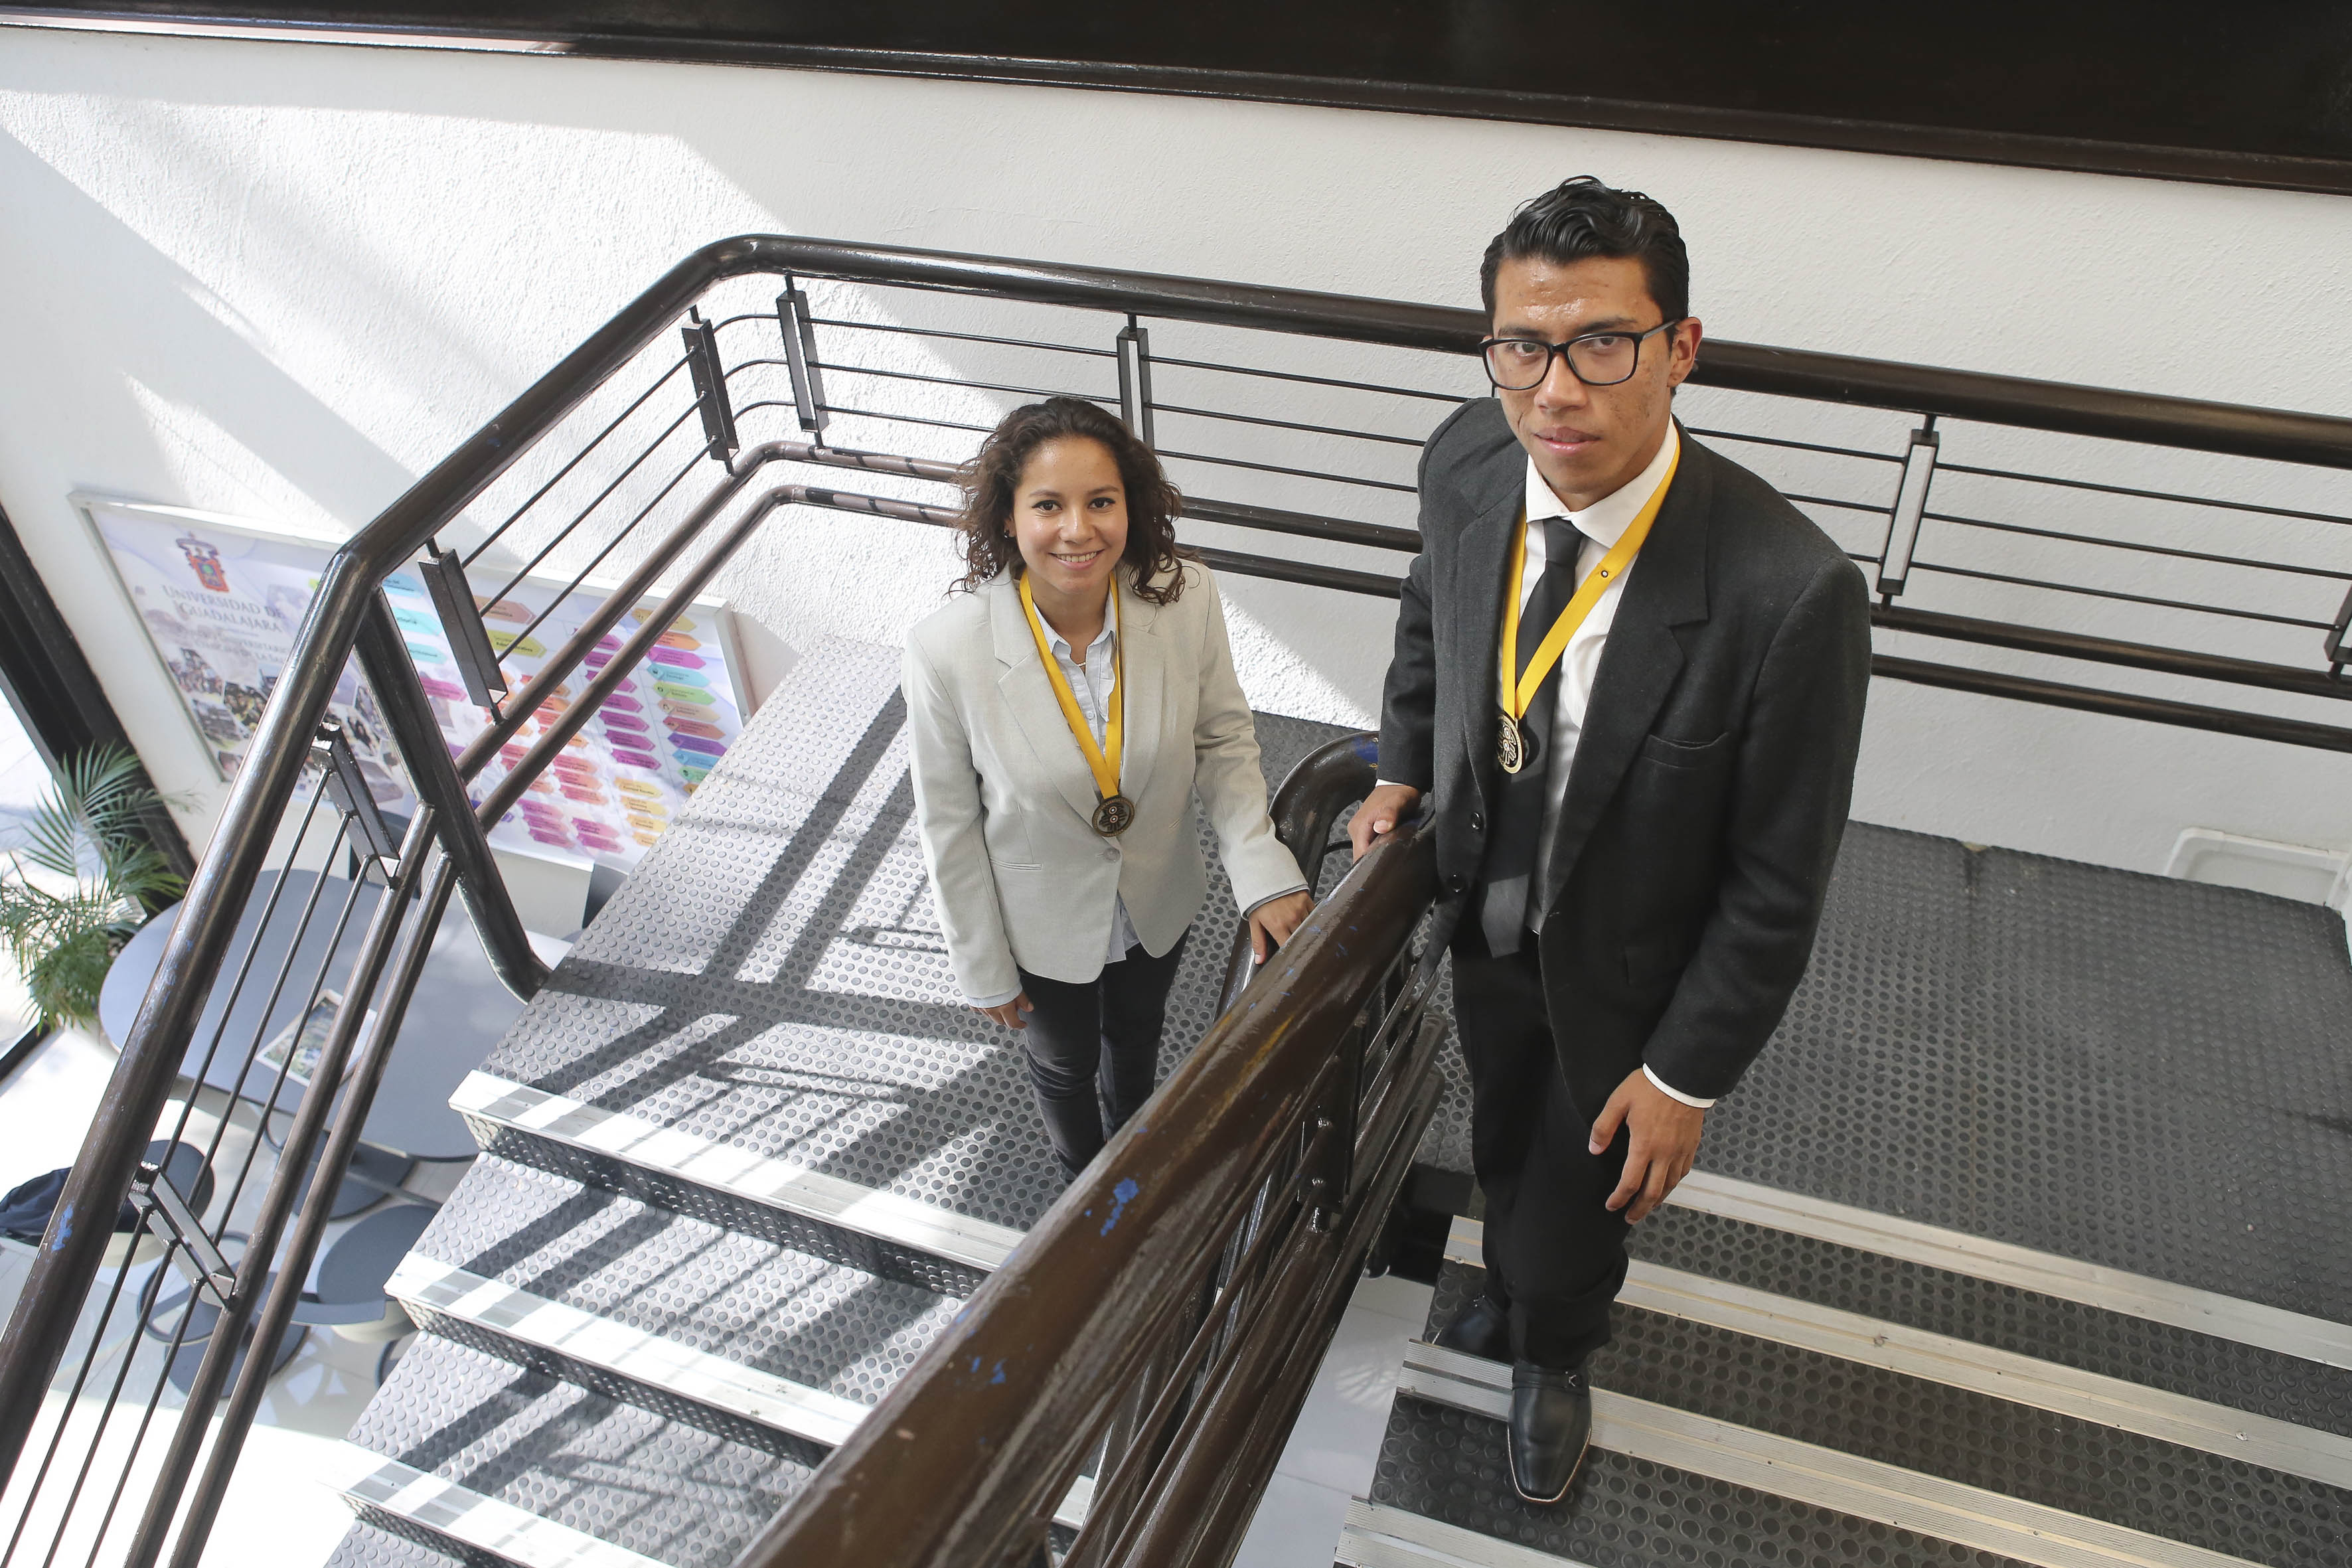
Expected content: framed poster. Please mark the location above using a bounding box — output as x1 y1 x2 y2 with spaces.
76 495 749 872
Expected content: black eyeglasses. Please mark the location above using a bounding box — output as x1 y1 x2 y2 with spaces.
1478 319 1686 390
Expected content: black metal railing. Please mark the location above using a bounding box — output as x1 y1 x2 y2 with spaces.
3 233 2350 1568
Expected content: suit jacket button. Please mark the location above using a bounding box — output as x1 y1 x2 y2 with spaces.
1446 873 1467 894
1468 813 1484 832
1102 848 1119 862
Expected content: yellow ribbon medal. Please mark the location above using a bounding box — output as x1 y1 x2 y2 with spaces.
1019 572 1134 836
1497 444 1682 774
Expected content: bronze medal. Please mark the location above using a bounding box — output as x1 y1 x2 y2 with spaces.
1496 711 1525 775
1091 793 1135 837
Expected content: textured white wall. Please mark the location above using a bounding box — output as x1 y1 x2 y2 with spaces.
3 25 2349 874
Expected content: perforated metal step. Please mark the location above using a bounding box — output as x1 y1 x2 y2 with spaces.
389 1153 953 1448
1706 823 2352 1320
1406 1256 2349 1566
320 1518 469 1568
471 639 1352 1245
340 1332 815 1568
1624 1201 2352 1439
1369 1389 2040 1568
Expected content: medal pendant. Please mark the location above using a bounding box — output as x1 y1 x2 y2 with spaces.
1091 793 1136 837
1496 712 1525 775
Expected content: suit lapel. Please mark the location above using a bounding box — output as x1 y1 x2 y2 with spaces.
1115 572 1166 805
989 575 1105 827
1450 477 1526 810
1540 436 1715 907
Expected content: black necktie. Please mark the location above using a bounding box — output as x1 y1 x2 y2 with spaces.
1479 514 1581 956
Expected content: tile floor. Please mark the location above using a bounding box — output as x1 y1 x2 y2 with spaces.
1231 1271 1433 1568
0 1030 463 1568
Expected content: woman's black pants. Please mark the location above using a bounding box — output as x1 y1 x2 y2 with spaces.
1015 931 1189 1178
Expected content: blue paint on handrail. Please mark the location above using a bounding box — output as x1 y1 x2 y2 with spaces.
1101 1176 1139 1235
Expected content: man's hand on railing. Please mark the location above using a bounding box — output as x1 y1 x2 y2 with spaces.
1348 783 1423 860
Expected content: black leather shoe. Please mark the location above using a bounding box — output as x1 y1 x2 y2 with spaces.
1508 1362 1591 1505
1433 1293 1510 1362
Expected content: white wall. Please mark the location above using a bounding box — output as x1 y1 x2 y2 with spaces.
3 24 2349 876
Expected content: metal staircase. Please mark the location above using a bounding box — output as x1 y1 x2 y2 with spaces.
6 234 2352 1568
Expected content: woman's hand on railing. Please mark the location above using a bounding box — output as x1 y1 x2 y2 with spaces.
1247 890 1314 962
1348 783 1423 860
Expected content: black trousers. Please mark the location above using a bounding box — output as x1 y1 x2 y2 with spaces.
1016 930 1189 1178
1450 925 1632 1371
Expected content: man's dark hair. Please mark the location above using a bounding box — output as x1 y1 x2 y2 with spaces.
1480 177 1689 323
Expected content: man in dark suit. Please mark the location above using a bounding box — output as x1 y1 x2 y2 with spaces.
1350 177 1871 1502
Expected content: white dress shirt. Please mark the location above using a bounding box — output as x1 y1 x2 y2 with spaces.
967 601 1140 1009
1383 424 1713 1107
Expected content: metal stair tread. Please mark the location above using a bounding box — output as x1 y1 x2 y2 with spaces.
1389 1351 2270 1568
320 1517 473 1568
388 1254 1109 1530
1663 1171 2352 1366
1368 1389 2041 1568
1338 1498 1597 1567
341 1332 817 1568
451 1074 1023 1274
1453 1212 2352 1450
400 1152 959 1419
1617 1201 2352 1437
1398 1256 2352 1567
321 1444 670 1568
1703 823 2352 1320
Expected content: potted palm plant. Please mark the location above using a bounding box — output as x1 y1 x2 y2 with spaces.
0 746 186 1034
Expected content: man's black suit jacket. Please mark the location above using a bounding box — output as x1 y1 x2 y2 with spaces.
1379 400 1871 1119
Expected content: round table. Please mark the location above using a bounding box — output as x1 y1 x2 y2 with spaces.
100 871 526 1162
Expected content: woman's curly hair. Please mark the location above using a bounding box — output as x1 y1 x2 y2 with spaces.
953 396 1192 604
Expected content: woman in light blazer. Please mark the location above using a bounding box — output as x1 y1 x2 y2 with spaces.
903 397 1312 1179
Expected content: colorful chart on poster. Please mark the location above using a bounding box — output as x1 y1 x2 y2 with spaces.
82 497 745 872
384 567 743 869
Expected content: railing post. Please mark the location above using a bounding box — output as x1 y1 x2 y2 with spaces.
777 275 831 440
354 592 546 999
1117 315 1155 449
312 719 400 874
1304 1018 1361 1233
420 541 510 712
683 306 741 463
1875 414 1940 604
2324 584 2352 679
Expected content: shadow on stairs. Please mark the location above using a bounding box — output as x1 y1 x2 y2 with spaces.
319 635 2352 1568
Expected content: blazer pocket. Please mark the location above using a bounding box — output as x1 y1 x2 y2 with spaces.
984 808 1040 870
1640 730 1730 771
1622 938 1689 991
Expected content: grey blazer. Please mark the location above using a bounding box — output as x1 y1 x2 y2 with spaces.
905 561 1308 1001
1379 401 1872 1116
